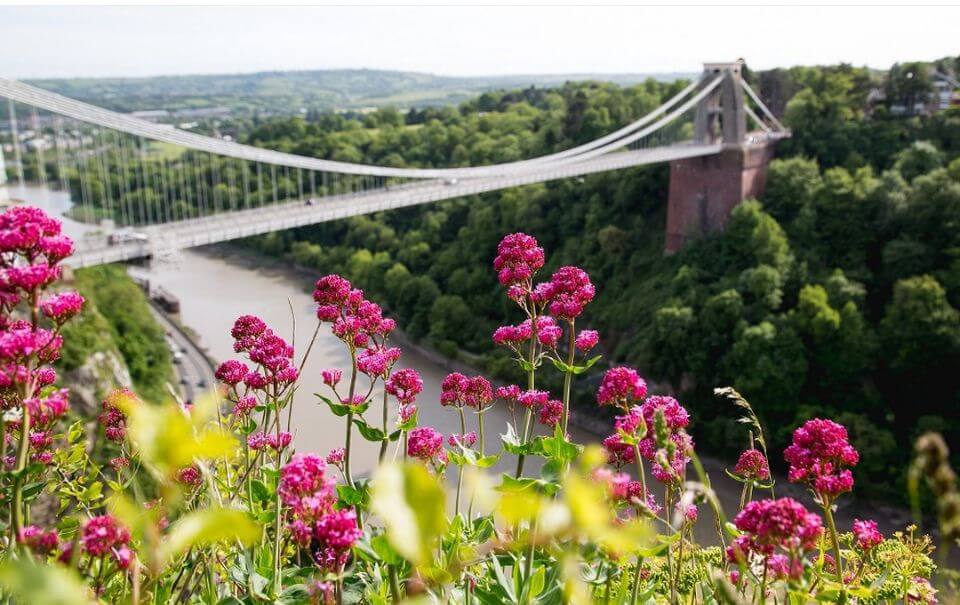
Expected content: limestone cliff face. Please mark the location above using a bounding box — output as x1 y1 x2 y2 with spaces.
60 349 133 417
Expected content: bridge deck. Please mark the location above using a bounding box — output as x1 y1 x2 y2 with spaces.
66 143 721 268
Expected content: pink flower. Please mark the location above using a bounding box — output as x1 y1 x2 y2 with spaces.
440 373 492 409
357 346 400 377
407 427 444 460
727 498 823 577
538 399 564 427
385 368 423 404
99 388 137 443
81 514 131 558
232 395 257 417
18 525 59 555
535 316 562 348
247 433 269 450
852 519 882 550
496 385 522 401
733 448 771 482
313 274 352 307
448 431 478 448
574 330 599 352
230 315 267 348
278 454 336 515
215 359 248 385
39 291 84 323
493 233 545 286
313 507 361 571
268 431 293 451
176 466 202 486
546 266 595 320
784 419 859 499
517 389 550 409
322 368 342 387
398 403 417 424
325 448 345 467
597 367 647 407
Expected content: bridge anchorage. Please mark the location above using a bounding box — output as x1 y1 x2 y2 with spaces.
0 60 787 267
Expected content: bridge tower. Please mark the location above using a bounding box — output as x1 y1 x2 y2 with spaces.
665 61 778 252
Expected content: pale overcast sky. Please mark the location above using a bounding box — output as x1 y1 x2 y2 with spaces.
1 4 958 79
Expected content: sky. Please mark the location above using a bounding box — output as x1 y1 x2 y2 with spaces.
1 4 959 80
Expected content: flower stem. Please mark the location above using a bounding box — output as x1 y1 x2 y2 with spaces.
561 320 575 434
823 498 845 587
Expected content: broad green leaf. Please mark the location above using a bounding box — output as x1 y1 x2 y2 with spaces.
0 557 92 605
370 462 448 565
353 418 387 441
158 508 261 565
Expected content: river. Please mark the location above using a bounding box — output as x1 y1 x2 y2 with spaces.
10 182 919 543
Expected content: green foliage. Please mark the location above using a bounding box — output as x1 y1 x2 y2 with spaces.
71 265 173 402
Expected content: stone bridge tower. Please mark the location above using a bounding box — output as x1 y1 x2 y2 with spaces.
665 61 779 252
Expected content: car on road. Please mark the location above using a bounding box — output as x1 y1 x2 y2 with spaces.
107 230 148 246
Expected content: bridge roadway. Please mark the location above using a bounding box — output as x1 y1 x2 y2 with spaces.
65 142 722 268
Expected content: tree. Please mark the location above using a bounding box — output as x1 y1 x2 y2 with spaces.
763 157 823 225
885 62 934 114
894 141 944 181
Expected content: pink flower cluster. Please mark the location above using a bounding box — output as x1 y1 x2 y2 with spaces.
385 368 423 404
80 514 134 569
448 431 478 449
313 275 395 348
542 266 595 321
728 497 823 580
279 454 359 570
0 206 73 263
248 431 293 451
440 372 493 410
602 393 693 484
18 525 59 556
493 233 545 286
784 418 859 499
407 426 445 462
592 468 660 514
732 448 772 482
852 518 883 551
39 291 84 324
493 316 563 350
98 388 137 443
176 466 202 486
596 367 647 408
232 316 299 390
574 329 599 352
357 346 400 377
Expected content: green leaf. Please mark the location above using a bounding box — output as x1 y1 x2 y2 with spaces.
316 393 369 417
572 354 603 375
337 483 369 508
353 418 387 442
250 479 271 503
0 558 92 605
370 534 405 566
159 508 261 565
370 462 449 565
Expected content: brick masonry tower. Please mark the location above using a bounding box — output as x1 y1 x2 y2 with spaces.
665 62 780 253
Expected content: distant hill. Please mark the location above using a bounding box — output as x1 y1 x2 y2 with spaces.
25 68 693 116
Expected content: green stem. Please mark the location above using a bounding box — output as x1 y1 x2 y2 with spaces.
823 499 845 587
388 564 402 602
630 556 643 604
665 488 677 604
561 320 575 434
514 312 538 478
344 352 358 487
455 407 466 517
378 389 389 464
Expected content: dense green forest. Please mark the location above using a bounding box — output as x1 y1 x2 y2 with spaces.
12 58 960 501
239 60 960 502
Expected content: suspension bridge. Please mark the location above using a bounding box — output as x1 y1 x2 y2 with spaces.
0 61 788 267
